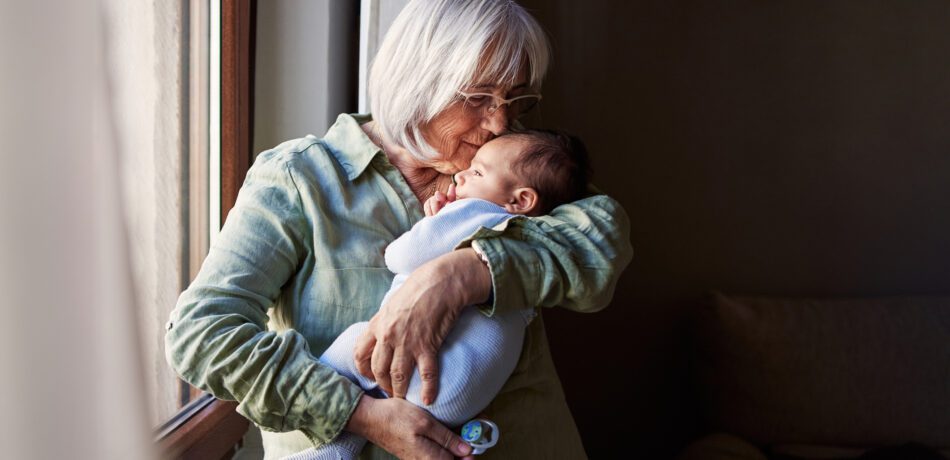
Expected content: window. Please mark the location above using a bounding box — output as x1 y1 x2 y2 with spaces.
106 0 243 437
150 0 363 457
104 0 210 427
152 0 257 456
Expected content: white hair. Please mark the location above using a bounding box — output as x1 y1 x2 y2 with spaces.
369 0 550 160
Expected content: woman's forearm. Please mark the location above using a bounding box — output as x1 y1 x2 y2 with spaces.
428 248 492 308
166 155 365 443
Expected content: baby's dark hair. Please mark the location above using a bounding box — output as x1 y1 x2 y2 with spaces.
507 129 591 215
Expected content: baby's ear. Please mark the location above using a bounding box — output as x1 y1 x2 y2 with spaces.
505 187 539 215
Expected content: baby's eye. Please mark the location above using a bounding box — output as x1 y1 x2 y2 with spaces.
473 170 482 177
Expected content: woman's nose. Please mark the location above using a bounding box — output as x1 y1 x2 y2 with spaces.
481 104 509 136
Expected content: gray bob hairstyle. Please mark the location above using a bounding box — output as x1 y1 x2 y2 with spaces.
369 0 551 160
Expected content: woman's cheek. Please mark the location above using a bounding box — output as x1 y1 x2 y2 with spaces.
459 145 475 165
460 139 482 165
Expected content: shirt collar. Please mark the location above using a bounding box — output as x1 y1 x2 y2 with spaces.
321 113 382 181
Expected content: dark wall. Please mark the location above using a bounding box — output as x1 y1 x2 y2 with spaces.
518 0 950 457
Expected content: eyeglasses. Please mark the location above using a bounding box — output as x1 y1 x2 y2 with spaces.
456 91 542 118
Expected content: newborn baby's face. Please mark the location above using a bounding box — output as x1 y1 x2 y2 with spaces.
453 136 527 207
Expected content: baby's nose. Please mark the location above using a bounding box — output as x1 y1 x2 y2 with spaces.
454 171 463 184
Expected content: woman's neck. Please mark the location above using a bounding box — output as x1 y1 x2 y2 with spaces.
362 121 454 203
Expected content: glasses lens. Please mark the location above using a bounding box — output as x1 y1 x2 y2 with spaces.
462 94 492 109
510 96 540 118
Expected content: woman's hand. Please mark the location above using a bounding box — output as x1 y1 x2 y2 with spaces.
423 184 456 216
353 248 491 404
345 395 474 460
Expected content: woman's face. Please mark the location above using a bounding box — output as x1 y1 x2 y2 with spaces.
419 72 534 175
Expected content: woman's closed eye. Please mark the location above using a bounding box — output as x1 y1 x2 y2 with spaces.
465 94 491 107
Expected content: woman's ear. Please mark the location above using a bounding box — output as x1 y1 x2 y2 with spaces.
505 187 539 215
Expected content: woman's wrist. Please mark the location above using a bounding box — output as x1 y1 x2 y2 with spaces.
344 394 376 439
428 248 492 309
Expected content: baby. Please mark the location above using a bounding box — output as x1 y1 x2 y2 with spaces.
291 129 590 459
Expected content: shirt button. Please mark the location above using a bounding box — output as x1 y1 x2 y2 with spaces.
165 321 174 331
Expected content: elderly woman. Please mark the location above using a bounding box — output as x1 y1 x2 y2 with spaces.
165 0 631 459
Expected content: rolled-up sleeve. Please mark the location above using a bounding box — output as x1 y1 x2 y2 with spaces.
464 194 633 315
164 154 362 446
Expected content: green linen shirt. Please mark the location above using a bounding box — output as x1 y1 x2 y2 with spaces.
165 113 632 459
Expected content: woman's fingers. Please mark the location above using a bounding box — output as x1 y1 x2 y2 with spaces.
389 348 412 399
420 412 474 459
371 339 395 394
354 322 377 379
381 341 436 402
416 351 440 406
360 250 483 404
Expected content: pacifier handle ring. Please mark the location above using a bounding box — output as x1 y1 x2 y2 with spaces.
461 418 500 455
477 419 499 449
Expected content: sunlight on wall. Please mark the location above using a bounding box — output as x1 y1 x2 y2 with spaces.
103 0 189 428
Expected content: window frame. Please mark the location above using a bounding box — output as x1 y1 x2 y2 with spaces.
157 0 256 457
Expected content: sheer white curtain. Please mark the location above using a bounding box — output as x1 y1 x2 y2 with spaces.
0 1 155 459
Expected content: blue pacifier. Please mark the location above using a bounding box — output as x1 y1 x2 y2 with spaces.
460 419 499 455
